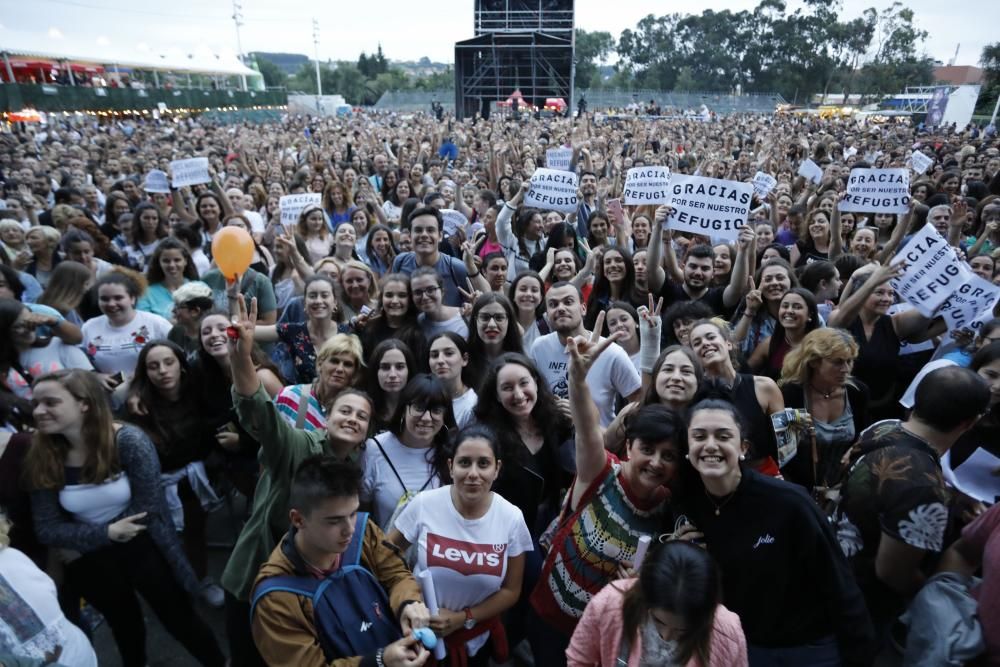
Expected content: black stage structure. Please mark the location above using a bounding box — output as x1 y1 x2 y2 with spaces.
454 0 574 120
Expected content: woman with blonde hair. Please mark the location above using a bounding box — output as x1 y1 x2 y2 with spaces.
24 226 62 288
339 258 380 320
779 327 869 494
24 370 223 666
273 333 365 431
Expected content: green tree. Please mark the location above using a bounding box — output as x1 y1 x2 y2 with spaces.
978 42 1000 116
855 3 933 102
253 56 287 88
574 29 615 89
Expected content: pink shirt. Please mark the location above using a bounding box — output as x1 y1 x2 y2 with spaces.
566 578 747 667
964 504 1000 665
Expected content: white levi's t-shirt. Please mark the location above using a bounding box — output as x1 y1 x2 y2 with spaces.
394 486 532 656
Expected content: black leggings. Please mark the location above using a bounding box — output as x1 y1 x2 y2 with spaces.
65 533 224 667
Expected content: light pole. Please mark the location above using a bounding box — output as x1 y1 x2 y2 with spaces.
232 0 247 91
313 18 322 109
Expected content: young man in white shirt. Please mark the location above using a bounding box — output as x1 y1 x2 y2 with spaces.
530 282 642 427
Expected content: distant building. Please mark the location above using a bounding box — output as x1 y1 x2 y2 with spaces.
933 65 984 86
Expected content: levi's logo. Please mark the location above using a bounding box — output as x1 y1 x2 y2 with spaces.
427 534 506 576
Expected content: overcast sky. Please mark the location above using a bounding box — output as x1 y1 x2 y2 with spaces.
5 0 993 69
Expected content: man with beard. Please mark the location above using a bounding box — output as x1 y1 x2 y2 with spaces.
646 205 755 316
574 171 599 238
530 282 641 427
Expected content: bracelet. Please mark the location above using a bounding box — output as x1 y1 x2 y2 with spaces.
468 271 480 277
375 648 385 667
743 311 757 318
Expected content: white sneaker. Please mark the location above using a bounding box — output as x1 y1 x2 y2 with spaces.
199 577 225 608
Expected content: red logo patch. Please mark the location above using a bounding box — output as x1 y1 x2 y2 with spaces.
426 534 506 577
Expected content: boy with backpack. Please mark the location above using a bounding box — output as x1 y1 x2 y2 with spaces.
251 455 431 667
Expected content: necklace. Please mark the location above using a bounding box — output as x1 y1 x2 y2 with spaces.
810 383 841 400
704 485 738 516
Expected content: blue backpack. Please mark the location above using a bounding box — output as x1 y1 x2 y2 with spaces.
251 512 402 659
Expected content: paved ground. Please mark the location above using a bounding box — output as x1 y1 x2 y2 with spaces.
92 498 242 666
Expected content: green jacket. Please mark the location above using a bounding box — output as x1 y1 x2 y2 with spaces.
220 383 358 600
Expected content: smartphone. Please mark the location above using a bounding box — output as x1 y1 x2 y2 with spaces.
359 305 372 316
607 198 624 224
106 372 126 389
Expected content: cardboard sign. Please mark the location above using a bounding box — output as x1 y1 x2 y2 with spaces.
890 225 963 317
911 151 934 175
934 269 1000 332
440 209 468 238
279 193 322 228
752 171 777 199
665 175 752 242
525 168 578 213
623 166 671 205
169 157 211 188
545 147 573 171
840 168 910 214
797 159 822 185
889 302 936 354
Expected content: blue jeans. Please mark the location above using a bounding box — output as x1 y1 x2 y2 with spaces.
748 636 841 667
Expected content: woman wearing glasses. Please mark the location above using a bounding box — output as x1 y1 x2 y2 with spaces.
466 293 523 387
361 374 457 532
411 267 469 339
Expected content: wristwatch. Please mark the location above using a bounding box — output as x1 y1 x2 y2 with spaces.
462 607 476 630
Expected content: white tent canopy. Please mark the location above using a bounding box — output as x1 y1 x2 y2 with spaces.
0 26 257 77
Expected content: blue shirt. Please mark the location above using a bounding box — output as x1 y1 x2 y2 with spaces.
390 253 469 307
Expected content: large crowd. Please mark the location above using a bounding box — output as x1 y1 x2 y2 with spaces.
0 106 999 667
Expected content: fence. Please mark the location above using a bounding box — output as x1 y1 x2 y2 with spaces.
374 88 785 114
0 83 287 113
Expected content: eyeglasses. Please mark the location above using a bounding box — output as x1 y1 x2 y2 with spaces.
408 404 446 418
477 312 508 324
412 285 440 299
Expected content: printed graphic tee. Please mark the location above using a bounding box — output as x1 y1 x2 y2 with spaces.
394 486 532 655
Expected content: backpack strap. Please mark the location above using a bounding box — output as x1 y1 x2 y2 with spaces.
342 511 370 568
294 384 313 429
250 575 322 620
374 435 435 497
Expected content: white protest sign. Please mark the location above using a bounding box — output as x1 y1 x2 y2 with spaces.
840 168 910 214
525 168 578 213
752 171 777 199
439 209 468 238
279 193 322 228
934 269 1000 332
169 157 211 188
665 175 753 242
623 166 671 205
890 224 963 317
910 151 934 175
545 147 573 171
797 159 822 184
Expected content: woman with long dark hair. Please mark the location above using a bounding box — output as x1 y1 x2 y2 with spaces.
466 292 523 386
125 340 224 607
130 203 169 271
568 541 746 666
428 332 477 427
357 273 425 363
508 271 549 350
584 245 640 330
361 373 456 532
746 287 820 379
138 238 199 320
364 338 417 433
24 370 224 667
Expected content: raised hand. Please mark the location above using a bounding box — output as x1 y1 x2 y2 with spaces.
744 277 762 315
230 294 258 358
566 311 623 382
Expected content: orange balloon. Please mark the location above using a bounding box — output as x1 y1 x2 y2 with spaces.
212 227 254 280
